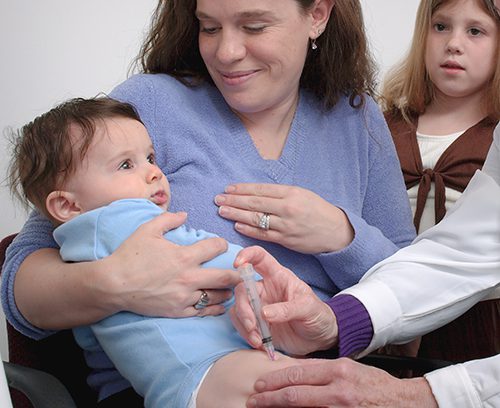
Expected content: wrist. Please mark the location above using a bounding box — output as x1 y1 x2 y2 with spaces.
93 256 126 315
316 302 339 350
402 378 438 408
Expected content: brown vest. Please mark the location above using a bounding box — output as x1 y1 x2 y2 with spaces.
385 112 496 232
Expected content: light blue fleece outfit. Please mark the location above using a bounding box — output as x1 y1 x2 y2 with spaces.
56 199 248 408
2 74 416 400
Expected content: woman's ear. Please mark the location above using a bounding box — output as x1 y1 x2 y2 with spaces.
46 191 82 223
309 0 335 39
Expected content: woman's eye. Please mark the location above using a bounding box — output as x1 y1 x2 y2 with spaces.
200 25 219 35
244 25 266 33
119 160 132 170
147 154 156 164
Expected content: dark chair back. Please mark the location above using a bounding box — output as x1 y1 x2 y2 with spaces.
1 234 97 407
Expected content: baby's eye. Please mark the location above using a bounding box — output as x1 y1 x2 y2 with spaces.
147 153 156 165
119 160 133 170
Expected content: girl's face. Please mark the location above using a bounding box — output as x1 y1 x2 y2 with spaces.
195 0 320 116
425 0 499 101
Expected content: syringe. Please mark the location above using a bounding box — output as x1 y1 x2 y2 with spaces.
238 263 276 361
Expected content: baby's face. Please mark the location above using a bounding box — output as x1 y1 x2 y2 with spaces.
65 117 171 212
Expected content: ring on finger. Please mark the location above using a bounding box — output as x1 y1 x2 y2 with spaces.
194 290 210 310
258 213 271 230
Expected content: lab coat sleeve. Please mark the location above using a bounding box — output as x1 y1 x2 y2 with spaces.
341 169 500 353
424 355 500 408
338 125 500 407
482 122 500 185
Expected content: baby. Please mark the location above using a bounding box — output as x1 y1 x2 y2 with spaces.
8 97 297 407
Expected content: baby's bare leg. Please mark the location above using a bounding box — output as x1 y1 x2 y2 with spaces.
196 349 298 408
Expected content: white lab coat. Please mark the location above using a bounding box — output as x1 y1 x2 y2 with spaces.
342 124 500 408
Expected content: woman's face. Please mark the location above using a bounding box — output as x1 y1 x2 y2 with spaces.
196 0 316 116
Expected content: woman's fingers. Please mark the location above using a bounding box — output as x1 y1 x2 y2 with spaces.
218 205 285 232
184 237 230 265
140 210 187 235
225 183 288 198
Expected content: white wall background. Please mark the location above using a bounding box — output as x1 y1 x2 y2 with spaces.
0 0 420 361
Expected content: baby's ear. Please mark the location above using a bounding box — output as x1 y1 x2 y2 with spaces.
46 191 82 223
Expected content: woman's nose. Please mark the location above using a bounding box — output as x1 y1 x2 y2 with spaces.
216 31 246 63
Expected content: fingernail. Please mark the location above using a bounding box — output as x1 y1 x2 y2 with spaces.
243 319 253 332
225 185 236 193
214 195 225 205
262 307 275 319
218 206 228 216
247 397 257 407
250 332 261 346
254 380 267 392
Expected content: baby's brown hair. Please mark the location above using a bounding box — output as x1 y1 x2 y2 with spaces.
8 97 141 218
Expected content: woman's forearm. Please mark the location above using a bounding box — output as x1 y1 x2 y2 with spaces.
14 248 119 330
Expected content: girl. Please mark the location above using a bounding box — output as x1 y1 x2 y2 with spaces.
380 0 500 363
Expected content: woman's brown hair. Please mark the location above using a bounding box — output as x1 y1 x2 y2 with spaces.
136 0 377 109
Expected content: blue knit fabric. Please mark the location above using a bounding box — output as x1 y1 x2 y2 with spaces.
1 74 415 400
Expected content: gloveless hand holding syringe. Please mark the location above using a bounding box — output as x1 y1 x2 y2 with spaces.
238 264 276 361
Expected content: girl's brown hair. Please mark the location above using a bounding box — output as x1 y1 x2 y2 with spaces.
381 0 500 121
135 0 377 109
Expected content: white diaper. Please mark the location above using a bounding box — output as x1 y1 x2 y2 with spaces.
187 364 214 408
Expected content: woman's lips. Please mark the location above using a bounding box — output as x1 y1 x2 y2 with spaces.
219 70 258 86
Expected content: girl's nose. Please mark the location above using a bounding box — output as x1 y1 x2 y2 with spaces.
446 34 464 55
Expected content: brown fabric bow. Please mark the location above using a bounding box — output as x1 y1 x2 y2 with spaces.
385 112 496 232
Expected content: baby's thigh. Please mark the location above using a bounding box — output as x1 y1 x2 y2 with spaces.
196 349 299 408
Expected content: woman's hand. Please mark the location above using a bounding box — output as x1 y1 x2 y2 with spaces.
103 211 241 318
246 358 439 408
215 183 354 254
230 246 338 356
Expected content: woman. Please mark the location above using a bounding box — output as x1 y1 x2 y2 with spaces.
2 0 415 405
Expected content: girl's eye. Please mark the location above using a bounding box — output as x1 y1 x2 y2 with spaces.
147 154 156 165
119 160 133 170
469 28 482 36
434 23 447 32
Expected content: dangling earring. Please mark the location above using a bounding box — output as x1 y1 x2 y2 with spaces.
310 28 322 51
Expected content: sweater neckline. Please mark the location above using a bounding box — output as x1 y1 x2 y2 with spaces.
220 92 306 184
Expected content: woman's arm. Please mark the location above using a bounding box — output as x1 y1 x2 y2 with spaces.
3 211 239 334
313 99 416 289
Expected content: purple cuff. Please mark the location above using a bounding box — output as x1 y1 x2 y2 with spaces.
325 294 373 357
